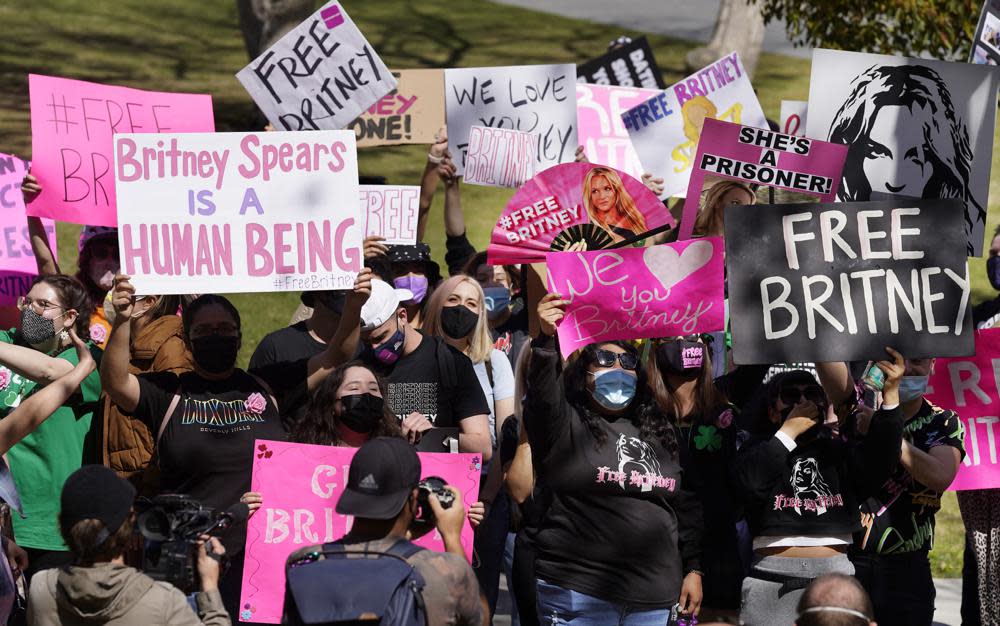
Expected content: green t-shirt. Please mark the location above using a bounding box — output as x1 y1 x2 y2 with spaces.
0 330 102 551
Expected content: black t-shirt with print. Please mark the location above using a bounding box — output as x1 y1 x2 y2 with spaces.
855 400 965 555
249 321 325 427
362 333 489 428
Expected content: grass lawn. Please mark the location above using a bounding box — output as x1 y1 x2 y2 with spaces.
0 0 988 577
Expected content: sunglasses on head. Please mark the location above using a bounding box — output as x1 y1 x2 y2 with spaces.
779 385 826 406
594 349 638 371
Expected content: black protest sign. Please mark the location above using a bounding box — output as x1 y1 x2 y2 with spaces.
577 37 666 89
725 199 974 364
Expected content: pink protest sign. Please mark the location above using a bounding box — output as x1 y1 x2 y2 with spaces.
925 328 1000 491
576 83 659 181
239 440 481 624
546 238 725 357
0 155 56 306
680 118 847 240
487 162 673 265
29 74 214 226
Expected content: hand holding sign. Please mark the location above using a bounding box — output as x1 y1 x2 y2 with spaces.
538 293 568 337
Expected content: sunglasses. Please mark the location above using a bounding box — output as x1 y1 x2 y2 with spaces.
779 385 826 406
594 349 638 371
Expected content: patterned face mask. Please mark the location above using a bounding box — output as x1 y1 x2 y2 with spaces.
20 308 57 346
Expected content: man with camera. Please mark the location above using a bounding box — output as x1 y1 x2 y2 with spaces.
283 437 484 626
27 465 230 626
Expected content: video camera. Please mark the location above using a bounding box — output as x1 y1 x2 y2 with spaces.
136 494 247 592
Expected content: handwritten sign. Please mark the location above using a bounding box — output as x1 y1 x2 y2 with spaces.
445 64 577 176
348 69 444 147
463 125 538 188
926 328 1000 490
237 1 396 132
28 74 214 226
576 83 659 181
0 155 56 306
725 199 974 364
359 185 418 245
623 52 766 199
680 119 847 239
239 440 481 624
114 131 362 295
576 37 666 89
547 239 725 358
780 100 807 137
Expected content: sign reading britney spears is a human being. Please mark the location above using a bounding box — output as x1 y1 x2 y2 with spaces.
113 131 363 295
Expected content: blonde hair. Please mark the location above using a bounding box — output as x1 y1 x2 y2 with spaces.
422 275 495 364
681 96 717 143
694 180 756 237
583 166 648 238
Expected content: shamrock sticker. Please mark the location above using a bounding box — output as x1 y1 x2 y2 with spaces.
693 425 722 452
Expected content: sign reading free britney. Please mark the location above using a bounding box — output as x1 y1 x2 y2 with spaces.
114 131 363 295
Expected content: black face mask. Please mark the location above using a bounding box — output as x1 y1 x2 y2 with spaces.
338 393 384 434
656 340 705 375
988 256 1000 292
191 335 240 374
440 305 479 339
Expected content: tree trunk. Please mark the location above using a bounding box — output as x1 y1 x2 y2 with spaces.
685 0 766 78
236 0 316 59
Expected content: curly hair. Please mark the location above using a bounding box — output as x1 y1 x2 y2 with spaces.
293 361 402 445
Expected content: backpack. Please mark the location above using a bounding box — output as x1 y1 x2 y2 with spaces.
283 539 428 626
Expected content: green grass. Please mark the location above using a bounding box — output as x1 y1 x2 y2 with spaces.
0 0 983 576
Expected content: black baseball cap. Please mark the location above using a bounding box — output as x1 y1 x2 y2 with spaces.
61 465 136 541
336 437 421 520
386 243 441 284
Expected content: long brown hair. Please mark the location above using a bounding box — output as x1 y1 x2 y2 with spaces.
293 361 402 445
646 338 728 426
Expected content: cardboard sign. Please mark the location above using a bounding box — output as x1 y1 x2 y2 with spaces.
237 1 396 132
576 37 667 89
28 74 214 226
547 239 725 357
238 440 481 624
780 100 807 137
359 185 418 245
623 52 767 200
807 49 1000 256
576 83 660 181
0 155 56 306
926 328 1000 490
445 64 577 176
971 0 1000 65
486 162 674 265
114 131 363 295
463 125 538 188
680 119 847 239
349 69 445 147
725 199 974 364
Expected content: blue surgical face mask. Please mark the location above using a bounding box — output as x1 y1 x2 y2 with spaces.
483 287 511 320
898 375 928 403
589 368 637 411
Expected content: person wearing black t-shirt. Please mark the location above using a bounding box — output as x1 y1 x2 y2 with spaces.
526 294 703 625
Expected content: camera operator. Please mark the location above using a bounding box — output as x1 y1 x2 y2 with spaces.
283 437 484 626
27 466 230 626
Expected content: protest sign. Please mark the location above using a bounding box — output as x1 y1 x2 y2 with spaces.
238 440 481 624
349 69 445 147
971 0 1000 65
807 48 1000 256
463 125 538 188
486 162 673 265
926 328 1000 490
28 74 214 226
725 199 974 364
114 131 363 295
237 1 396 132
0 155 56 306
359 184 418 245
444 64 577 176
576 83 659 181
547 239 725 357
680 119 847 240
623 52 767 200
576 37 666 89
780 100 807 137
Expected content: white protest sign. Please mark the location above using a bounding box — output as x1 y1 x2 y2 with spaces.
114 131 363 294
780 100 807 137
360 185 419 245
237 1 396 131
445 64 577 176
463 125 538 188
622 52 767 199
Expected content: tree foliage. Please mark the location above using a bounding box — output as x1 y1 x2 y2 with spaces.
756 0 982 60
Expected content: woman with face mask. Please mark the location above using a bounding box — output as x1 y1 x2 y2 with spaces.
525 294 703 625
